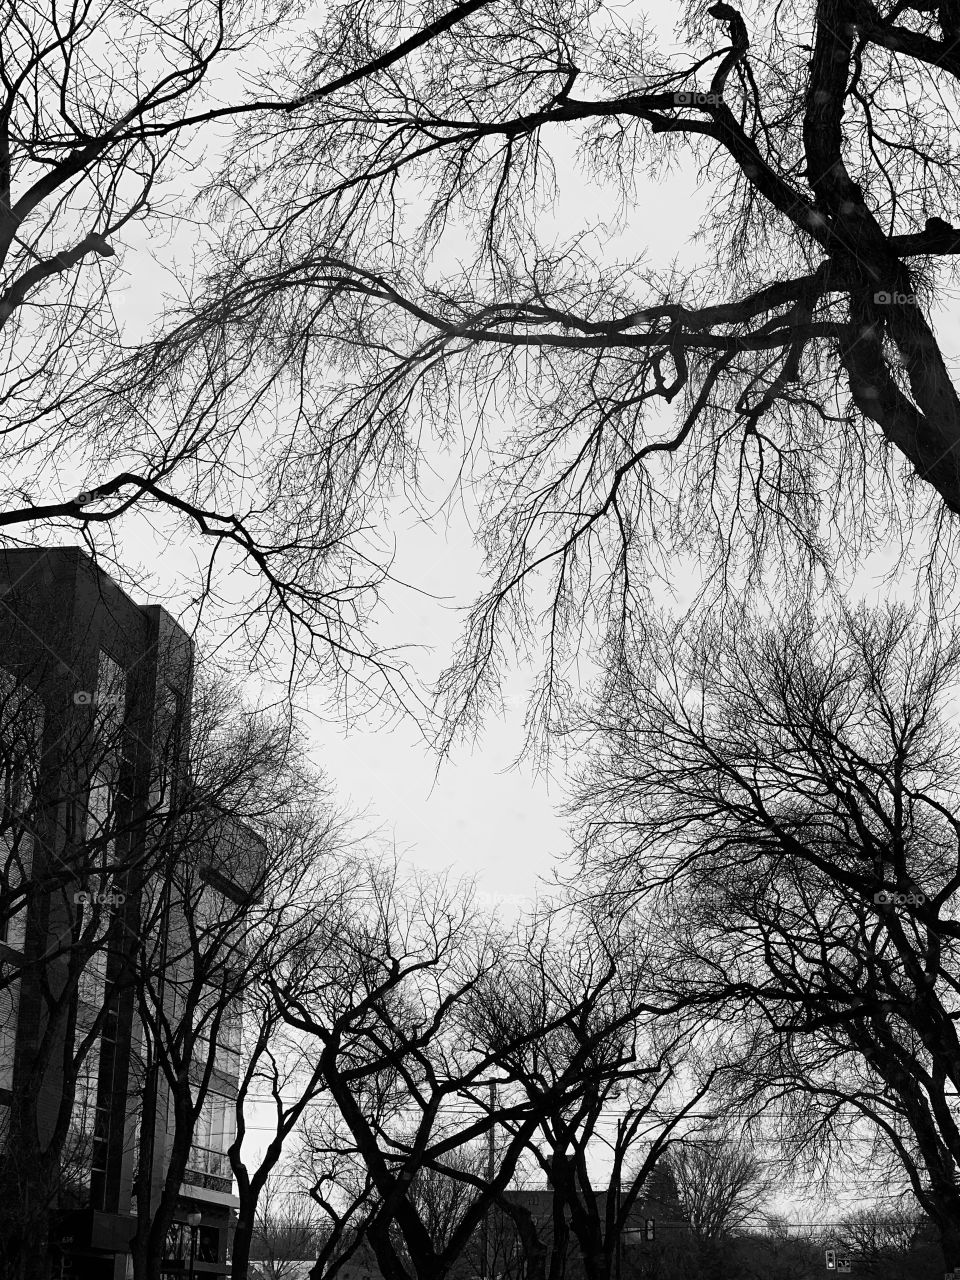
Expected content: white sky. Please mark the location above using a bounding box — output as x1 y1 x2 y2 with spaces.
90 10 715 911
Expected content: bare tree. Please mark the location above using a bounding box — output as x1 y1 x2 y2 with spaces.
662 1135 775 1242
126 679 344 1280
829 1204 937 1279
274 864 552 1280
566 599 960 1270
729 1215 823 1280
272 867 705 1280
466 906 716 1280
89 0 960 744
405 1146 490 1259
228 843 363 1280
0 0 493 712
281 886 719 1280
249 1177 329 1280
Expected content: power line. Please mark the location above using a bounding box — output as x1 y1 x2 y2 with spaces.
240 1097 958 1118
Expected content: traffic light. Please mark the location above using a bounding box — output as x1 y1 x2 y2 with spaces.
825 1249 836 1270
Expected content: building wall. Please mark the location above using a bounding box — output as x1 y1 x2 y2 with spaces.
0 547 243 1280
147 815 264 1277
499 1185 692 1278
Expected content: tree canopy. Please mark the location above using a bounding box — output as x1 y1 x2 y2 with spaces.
46 0 960 739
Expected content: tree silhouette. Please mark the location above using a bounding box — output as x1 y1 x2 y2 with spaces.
95 0 960 739
568 600 960 1270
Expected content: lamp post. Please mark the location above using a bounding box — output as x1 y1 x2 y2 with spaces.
187 1210 202 1280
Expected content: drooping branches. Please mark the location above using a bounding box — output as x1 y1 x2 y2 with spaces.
0 0 496 720
63 0 960 744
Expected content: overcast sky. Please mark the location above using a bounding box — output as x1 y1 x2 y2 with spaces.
91 14 715 911
35 0 960 1219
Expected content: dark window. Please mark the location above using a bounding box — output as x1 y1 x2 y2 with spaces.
154 685 184 811
0 672 41 834
197 1225 220 1263
162 1222 220 1263
65 797 78 841
159 685 183 754
0 751 23 828
162 1222 186 1261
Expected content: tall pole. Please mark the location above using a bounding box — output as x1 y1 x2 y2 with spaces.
187 1209 202 1278
615 1178 622 1280
614 1122 622 1280
482 1081 496 1280
487 1080 496 1181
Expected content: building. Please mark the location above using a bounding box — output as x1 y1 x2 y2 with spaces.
501 1185 686 1244
0 546 249 1280
494 1176 692 1280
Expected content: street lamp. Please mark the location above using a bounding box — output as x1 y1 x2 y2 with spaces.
186 1210 202 1280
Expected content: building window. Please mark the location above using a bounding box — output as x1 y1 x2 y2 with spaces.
72 1037 100 1134
65 797 77 842
163 1221 220 1264
61 1024 101 1206
0 981 19 1092
94 651 126 742
0 666 41 949
218 999 242 1078
153 684 184 814
1 752 23 830
0 665 41 829
74 894 111 1010
189 1092 234 1181
197 995 242 1080
84 766 117 866
195 1091 228 1151
645 1219 655 1241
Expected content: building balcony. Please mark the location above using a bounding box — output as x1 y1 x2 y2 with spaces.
183 1145 233 1197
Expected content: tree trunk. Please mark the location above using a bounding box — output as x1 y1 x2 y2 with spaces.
231 1212 254 1280
938 1215 960 1272
500 1203 547 1280
694 1235 725 1280
22 1228 53 1280
131 1085 196 1280
0 1106 55 1280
